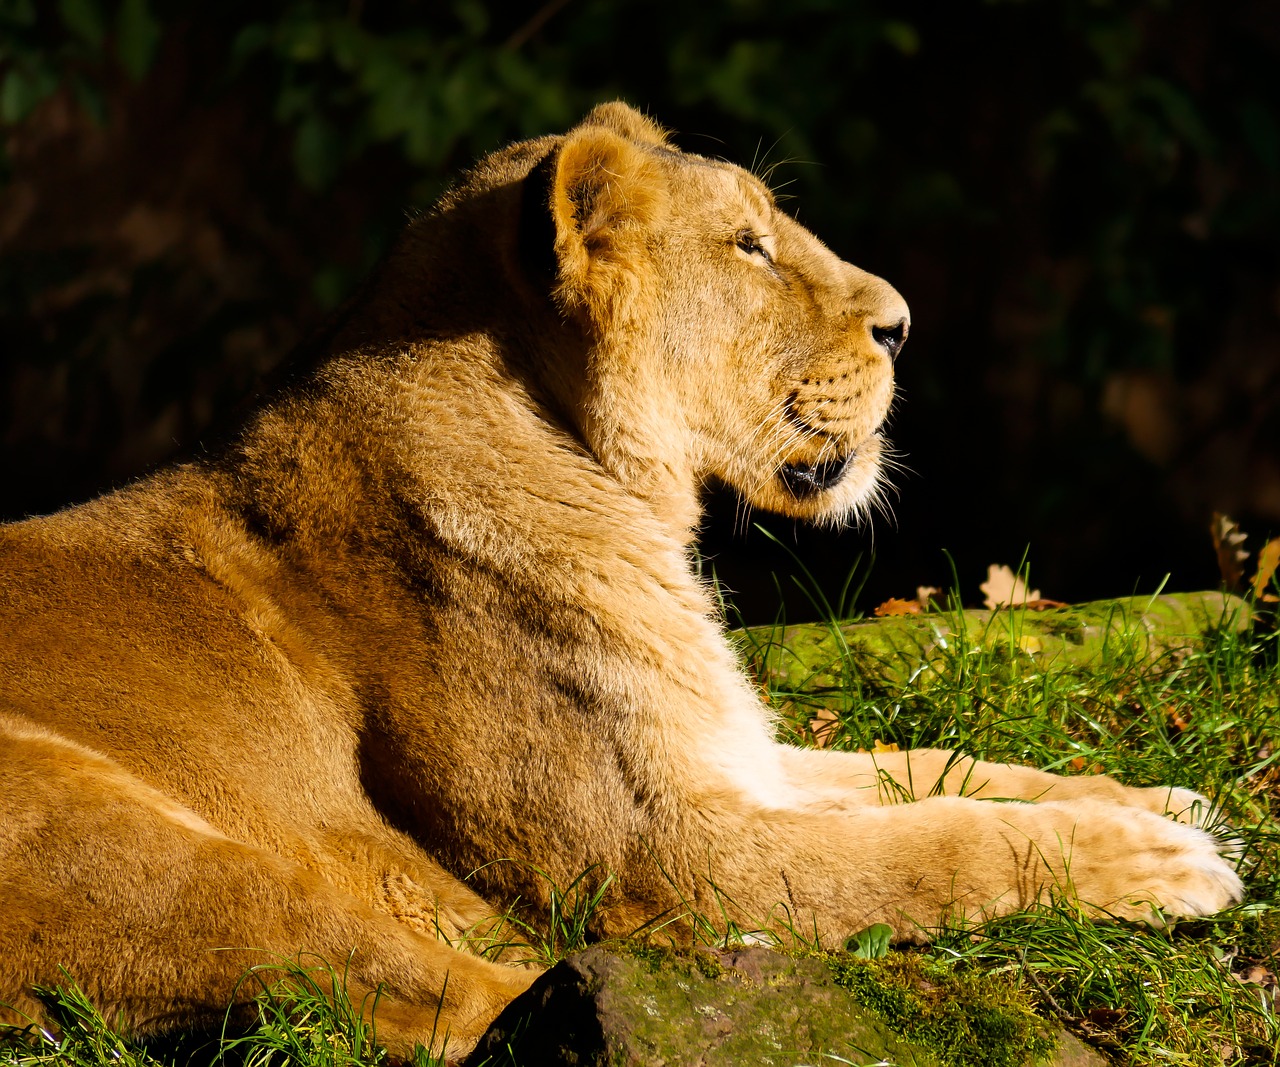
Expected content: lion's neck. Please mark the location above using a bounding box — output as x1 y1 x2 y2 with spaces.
587 439 702 543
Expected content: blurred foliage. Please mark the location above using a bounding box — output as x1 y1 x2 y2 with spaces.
1 0 1278 610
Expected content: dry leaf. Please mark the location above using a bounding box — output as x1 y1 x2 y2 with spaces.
1023 597 1070 611
874 586 944 616
873 597 922 617
871 739 900 753
1234 963 1277 988
1211 512 1249 590
1168 706 1192 733
810 706 839 749
1254 537 1280 601
1087 1006 1125 1027
980 564 1040 609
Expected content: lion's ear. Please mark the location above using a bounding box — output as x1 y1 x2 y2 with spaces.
547 123 669 312
577 101 671 148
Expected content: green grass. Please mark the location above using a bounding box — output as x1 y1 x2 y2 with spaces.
3 567 1277 1067
0 959 451 1067
734 563 1280 1065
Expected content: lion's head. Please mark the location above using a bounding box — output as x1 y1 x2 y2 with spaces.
542 103 909 531
391 103 908 536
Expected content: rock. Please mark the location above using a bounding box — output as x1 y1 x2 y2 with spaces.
735 592 1251 708
463 946 1110 1067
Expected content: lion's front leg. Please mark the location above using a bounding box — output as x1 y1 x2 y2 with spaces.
656 792 1242 943
777 744 1216 824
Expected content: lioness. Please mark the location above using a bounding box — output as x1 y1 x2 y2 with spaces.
0 103 1242 1060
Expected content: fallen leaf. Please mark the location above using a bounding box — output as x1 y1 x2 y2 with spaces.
871 739 900 753
980 564 1040 609
1086 1006 1125 1027
1234 963 1277 988
916 585 942 608
810 706 839 749
1017 634 1043 654
1022 598 1070 611
1254 537 1280 601
1168 706 1192 733
873 597 922 617
1211 512 1249 591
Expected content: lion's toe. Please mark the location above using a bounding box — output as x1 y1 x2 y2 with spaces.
1153 785 1219 827
1105 818 1244 922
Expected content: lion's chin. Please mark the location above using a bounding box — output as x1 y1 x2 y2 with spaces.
736 442 886 527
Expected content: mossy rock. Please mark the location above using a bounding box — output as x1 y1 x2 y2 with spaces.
464 945 1110 1067
734 591 1251 708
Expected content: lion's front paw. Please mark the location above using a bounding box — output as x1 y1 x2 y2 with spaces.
1133 784 1222 827
1037 802 1243 923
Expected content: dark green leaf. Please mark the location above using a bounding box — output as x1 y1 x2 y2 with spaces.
1238 98 1280 177
229 23 273 69
0 0 38 28
881 19 919 56
56 0 105 48
292 110 342 190
69 70 107 124
1 62 58 123
116 0 161 82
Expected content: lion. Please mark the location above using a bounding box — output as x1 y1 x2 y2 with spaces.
0 102 1242 1061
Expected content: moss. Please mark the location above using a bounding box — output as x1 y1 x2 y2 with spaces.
616 942 677 972
1037 611 1088 643
605 944 1059 1066
612 942 726 981
827 952 1056 1067
691 949 726 980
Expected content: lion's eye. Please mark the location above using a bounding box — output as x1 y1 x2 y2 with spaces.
735 230 772 263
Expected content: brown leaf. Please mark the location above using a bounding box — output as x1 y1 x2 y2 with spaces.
1254 537 1280 601
1211 512 1249 591
1234 963 1277 989
810 706 839 749
873 597 922 617
1022 598 1070 611
1086 1006 1125 1027
915 585 942 609
980 564 1041 609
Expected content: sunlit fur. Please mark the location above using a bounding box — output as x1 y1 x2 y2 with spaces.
0 104 1241 1061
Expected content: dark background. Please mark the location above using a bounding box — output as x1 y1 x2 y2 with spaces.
2 0 1278 622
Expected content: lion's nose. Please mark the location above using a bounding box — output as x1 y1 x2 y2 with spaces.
871 318 909 362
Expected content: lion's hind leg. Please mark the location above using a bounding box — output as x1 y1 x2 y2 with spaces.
0 718 532 1061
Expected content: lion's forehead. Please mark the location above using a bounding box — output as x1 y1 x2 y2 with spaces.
663 162 820 249
652 152 768 219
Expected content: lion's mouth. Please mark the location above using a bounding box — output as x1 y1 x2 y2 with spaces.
778 453 851 499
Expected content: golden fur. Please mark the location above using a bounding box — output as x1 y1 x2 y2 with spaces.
0 103 1242 1060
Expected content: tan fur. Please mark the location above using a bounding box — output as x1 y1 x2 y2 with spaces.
0 103 1241 1059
